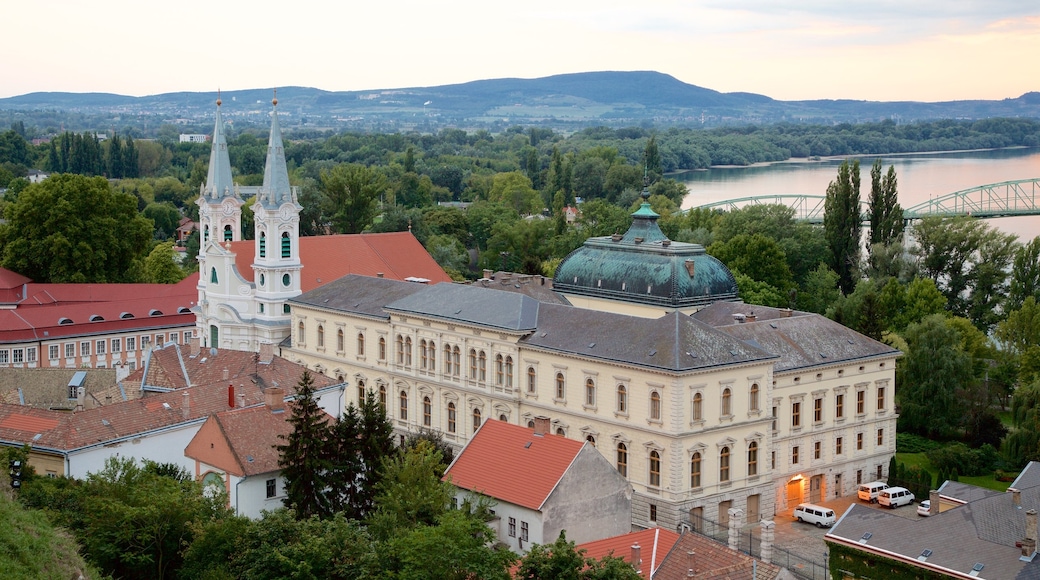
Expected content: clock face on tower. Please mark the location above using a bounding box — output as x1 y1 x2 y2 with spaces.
279 206 293 221
222 201 235 216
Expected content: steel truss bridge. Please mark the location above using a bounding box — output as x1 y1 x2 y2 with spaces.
686 178 1040 224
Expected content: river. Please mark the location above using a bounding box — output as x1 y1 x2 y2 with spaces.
674 147 1040 241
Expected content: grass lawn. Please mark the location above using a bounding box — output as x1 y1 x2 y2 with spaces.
895 452 1014 493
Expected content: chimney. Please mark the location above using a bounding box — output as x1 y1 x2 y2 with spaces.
258 342 275 364
189 337 201 356
1012 488 1022 507
105 395 112 406
760 519 775 564
376 272 384 278
930 490 940 516
733 313 746 323
76 386 85 412
745 311 756 323
727 508 744 551
686 550 695 578
228 384 235 408
780 308 793 318
630 544 642 572
482 269 493 280
181 391 190 419
237 392 246 408
532 416 550 436
1026 509 1039 558
222 368 229 380
265 387 285 412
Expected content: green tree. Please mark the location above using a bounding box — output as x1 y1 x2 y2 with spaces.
320 163 387 234
868 159 903 248
143 201 181 239
143 241 186 283
1 174 152 282
1009 236 1040 312
488 171 542 215
367 440 454 542
385 509 514 580
897 314 974 437
276 370 333 519
643 136 662 183
708 233 793 291
577 199 632 237
517 530 642 580
824 159 862 294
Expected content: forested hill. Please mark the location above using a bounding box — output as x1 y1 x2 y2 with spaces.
2 71 1039 132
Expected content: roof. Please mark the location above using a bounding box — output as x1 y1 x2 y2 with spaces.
289 274 431 319
444 419 585 511
256 103 295 210
692 302 901 372
577 528 680 578
653 532 786 580
467 272 569 305
228 232 452 292
0 367 120 410
202 101 238 202
386 283 541 332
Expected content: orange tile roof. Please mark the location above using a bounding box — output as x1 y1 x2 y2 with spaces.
652 532 784 580
444 420 585 511
577 528 681 579
0 412 61 432
229 231 452 291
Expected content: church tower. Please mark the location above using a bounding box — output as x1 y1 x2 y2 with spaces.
196 96 243 252
251 96 302 339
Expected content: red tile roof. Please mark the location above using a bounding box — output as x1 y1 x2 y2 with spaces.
229 231 452 291
0 412 61 432
444 419 585 511
652 532 785 580
577 528 681 579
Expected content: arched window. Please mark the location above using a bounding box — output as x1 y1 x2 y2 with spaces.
720 446 730 482
690 452 702 488
649 450 661 487
396 335 404 364
427 341 435 371
472 408 482 432
585 378 596 406
527 367 537 393
447 402 457 433
617 443 628 477
379 384 386 408
404 337 412 366
423 396 431 427
748 441 758 476
357 380 365 403
281 232 291 258
378 337 386 360
317 325 324 348
555 372 565 399
399 390 408 420
586 435 596 447
297 321 305 343
421 340 429 369
452 347 460 377
556 427 565 436
504 356 513 387
469 349 477 379
444 344 453 375
210 267 218 284
499 414 507 421
495 354 504 385
750 383 760 412
204 226 209 243
692 393 703 421
258 231 266 258
650 391 661 420
617 385 627 413
337 329 345 352
722 388 732 416
478 351 486 381
223 224 233 241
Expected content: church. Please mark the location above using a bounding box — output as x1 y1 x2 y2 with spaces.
193 97 452 352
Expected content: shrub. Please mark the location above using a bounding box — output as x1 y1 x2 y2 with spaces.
896 433 942 453
927 442 1001 477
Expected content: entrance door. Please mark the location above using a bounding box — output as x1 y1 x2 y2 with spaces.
746 494 760 523
689 507 704 532
810 475 824 503
787 480 803 507
719 500 732 527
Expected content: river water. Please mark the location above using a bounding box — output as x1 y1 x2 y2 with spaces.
675 148 1040 241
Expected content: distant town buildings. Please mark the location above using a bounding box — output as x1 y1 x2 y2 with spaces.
179 134 209 143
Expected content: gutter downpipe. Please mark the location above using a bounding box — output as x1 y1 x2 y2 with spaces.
235 476 245 517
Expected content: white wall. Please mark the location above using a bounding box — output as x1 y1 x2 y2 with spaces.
67 420 205 479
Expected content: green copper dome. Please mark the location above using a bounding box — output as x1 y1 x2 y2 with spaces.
554 199 738 309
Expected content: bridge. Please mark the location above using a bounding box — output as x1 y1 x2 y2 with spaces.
686 178 1040 224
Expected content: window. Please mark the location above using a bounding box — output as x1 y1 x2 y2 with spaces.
422 340 430 370
649 450 661 487
126 337 136 352
477 351 485 381
585 378 596 406
80 342 90 356
141 336 151 349
690 452 702 488
67 382 77 399
184 331 193 342
472 408 482 432
814 441 822 460
399 391 408 420
317 325 324 348
877 428 884 446
877 387 885 411
650 504 658 522
12 349 23 364
693 393 703 421
65 343 74 358
813 397 823 423
224 224 233 241
423 396 431 427
750 383 759 412
452 347 460 376
556 427 565 436
210 267 218 284
0 350 8 364
96 340 106 355
447 402 457 433
469 349 477 379
586 435 596 446
357 380 366 403
427 341 436 371
379 385 387 408
396 335 405 364
836 437 843 455
259 232 266 258
49 345 59 360
504 356 512 387
266 479 276 499
720 446 730 482
111 338 121 353
650 391 661 421
722 388 732 416
444 345 453 376
337 329 344 352
617 385 627 413
616 443 628 476
281 232 290 258
791 402 801 427
495 354 504 385
379 337 386 360
283 304 290 314
405 337 413 366
857 390 865 414
771 406 778 431
555 372 565 399
297 322 305 344
792 446 800 464
155 333 165 345
748 442 758 476
836 393 844 418
521 521 529 542
508 517 516 537
857 432 864 450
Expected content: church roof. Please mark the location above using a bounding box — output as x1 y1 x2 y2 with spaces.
202 99 239 202
229 231 453 291
256 100 296 210
553 198 738 309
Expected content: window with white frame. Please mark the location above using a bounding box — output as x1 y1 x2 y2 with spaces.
13 349 23 364
126 337 136 352
49 345 59 360
65 343 75 358
0 350 8 364
26 348 35 363
96 340 106 356
111 338 121 353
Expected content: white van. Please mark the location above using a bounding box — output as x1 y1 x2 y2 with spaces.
857 481 889 503
878 487 915 508
793 503 836 528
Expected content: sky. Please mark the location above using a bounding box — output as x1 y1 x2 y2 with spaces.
3 0 1038 102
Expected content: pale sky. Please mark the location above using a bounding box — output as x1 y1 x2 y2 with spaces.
3 0 1038 102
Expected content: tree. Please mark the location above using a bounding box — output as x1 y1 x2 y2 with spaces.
868 159 904 248
1009 236 1040 312
996 297 1040 356
385 509 514 580
517 530 642 580
643 136 662 183
320 163 387 234
277 370 333 519
708 233 793 292
367 440 454 542
896 314 974 437
143 201 181 239
824 159 862 294
488 171 542 215
0 174 152 283
143 242 186 283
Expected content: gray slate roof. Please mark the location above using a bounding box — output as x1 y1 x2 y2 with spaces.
386 283 541 332
692 302 900 372
289 275 429 320
257 103 296 210
203 102 238 201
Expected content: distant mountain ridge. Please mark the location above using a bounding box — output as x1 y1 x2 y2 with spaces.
2 71 1038 131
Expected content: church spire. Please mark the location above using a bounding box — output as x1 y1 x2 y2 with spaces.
258 93 293 208
203 94 237 200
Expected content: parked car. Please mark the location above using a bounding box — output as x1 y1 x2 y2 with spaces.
793 503 837 528
857 481 889 503
878 486 916 508
917 500 932 516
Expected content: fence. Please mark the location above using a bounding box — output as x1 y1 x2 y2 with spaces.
682 515 830 580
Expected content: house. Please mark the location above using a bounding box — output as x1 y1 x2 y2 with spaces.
652 530 792 580
825 462 1040 579
176 216 197 244
194 96 451 354
577 528 681 578
444 417 632 553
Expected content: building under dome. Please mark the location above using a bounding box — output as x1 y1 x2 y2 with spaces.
553 192 738 318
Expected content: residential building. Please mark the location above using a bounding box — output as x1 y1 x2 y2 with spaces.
652 530 792 580
444 417 632 553
179 134 209 143
577 528 681 578
825 463 1040 579
0 368 120 410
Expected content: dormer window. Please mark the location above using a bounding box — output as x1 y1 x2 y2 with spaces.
149 309 163 316
120 312 134 319
178 307 191 314
89 315 104 322
58 317 73 325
